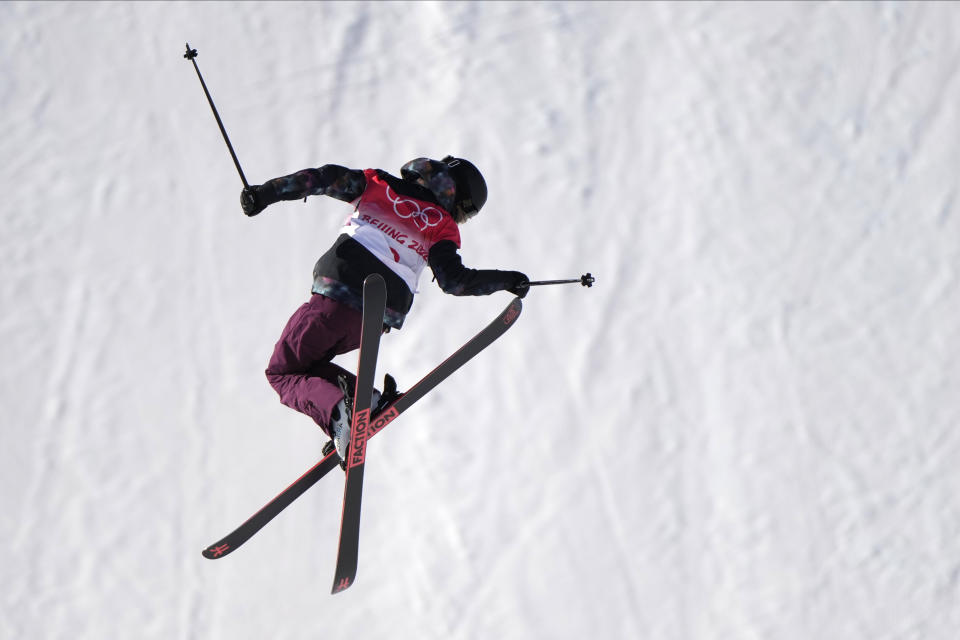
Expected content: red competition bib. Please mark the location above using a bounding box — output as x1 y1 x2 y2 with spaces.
342 170 461 292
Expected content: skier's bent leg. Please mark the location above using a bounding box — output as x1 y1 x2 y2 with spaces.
265 294 362 435
266 368 351 436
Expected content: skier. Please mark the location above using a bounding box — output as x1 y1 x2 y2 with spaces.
240 156 529 460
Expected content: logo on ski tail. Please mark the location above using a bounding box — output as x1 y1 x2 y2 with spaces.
206 544 230 558
334 577 352 592
503 301 521 325
349 408 370 469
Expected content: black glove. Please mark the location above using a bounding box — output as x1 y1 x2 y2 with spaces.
241 183 279 217
506 271 530 298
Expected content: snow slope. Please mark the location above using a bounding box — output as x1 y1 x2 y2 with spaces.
2 2 959 638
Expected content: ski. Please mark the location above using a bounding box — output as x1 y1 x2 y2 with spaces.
331 274 387 594
201 296 523 562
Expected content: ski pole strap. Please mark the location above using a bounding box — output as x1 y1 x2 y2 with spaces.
526 273 595 288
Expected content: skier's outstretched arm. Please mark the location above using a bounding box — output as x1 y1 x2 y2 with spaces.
428 240 529 298
240 165 367 216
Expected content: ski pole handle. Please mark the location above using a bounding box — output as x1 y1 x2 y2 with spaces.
526 273 595 288
184 43 250 189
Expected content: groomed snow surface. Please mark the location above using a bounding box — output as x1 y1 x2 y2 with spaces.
2 2 959 639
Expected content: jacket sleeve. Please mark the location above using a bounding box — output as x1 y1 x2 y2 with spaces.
263 164 367 203
428 240 522 296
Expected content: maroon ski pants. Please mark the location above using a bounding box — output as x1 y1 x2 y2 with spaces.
265 294 362 437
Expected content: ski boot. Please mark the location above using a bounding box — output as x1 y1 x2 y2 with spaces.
324 374 400 470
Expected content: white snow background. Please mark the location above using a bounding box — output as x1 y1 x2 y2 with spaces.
2 1 959 639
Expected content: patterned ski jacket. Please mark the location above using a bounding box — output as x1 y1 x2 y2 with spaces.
261 164 521 329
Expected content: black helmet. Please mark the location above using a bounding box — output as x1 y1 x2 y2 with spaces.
441 156 487 219
400 155 487 223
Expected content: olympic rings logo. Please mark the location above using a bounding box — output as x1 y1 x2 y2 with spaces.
385 186 444 231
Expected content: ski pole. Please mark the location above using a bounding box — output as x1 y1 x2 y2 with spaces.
526 273 595 288
183 43 250 189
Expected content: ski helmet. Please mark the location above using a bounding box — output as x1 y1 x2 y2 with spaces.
400 155 487 222
441 156 487 220
400 157 457 213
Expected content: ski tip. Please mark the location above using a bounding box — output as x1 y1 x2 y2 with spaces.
504 297 522 325
362 273 386 289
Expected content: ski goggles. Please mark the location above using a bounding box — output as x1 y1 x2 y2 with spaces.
400 158 458 214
